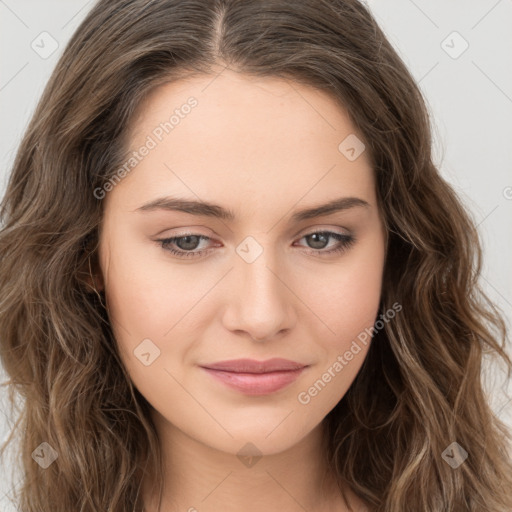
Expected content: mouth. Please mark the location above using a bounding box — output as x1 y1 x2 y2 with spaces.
199 358 308 395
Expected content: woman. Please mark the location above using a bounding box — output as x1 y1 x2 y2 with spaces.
1 1 511 511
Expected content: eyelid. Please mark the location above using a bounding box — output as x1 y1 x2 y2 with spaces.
299 226 350 237
164 225 351 239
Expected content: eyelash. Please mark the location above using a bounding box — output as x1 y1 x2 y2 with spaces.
157 231 356 259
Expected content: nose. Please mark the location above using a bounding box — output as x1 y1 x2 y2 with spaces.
221 248 297 343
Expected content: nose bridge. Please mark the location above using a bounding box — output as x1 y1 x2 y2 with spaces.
223 234 295 341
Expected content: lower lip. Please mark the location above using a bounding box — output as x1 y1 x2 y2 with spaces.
200 367 307 395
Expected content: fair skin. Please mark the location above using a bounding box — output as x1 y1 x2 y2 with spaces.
93 67 386 512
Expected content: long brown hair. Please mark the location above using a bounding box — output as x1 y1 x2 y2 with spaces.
1 0 511 510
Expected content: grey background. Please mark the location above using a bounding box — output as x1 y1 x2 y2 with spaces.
1 0 511 508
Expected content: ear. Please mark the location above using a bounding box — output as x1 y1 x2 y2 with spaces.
78 252 105 294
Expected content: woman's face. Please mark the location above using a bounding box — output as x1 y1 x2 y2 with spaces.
97 69 387 456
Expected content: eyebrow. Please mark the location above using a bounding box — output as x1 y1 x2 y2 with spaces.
135 195 370 222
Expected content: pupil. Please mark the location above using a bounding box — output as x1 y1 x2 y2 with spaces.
177 235 200 250
307 233 328 249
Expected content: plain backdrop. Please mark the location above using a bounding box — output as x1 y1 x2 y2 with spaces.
1 0 511 508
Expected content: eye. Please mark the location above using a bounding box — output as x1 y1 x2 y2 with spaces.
293 231 355 255
159 234 214 259
157 230 355 259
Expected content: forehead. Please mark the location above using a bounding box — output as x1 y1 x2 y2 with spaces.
109 69 376 219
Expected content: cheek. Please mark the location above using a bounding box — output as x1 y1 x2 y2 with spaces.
100 242 192 412
100 233 189 368
297 230 385 348
289 231 384 409
293 249 384 413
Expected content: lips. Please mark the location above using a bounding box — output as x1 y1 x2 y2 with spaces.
200 358 306 373
199 358 308 395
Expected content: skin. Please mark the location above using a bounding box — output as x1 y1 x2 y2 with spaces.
92 66 386 512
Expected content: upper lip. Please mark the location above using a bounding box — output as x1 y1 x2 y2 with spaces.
200 358 307 373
